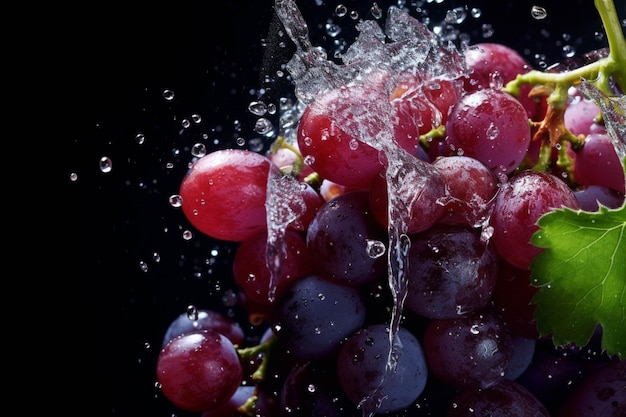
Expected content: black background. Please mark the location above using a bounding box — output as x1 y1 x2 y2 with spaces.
68 1 622 416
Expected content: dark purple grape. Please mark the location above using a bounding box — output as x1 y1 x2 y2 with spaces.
557 360 626 417
271 274 366 362
516 340 586 414
574 185 625 211
306 191 387 286
505 335 536 380
447 378 551 417
405 224 499 319
423 311 514 389
337 324 428 414
280 360 359 417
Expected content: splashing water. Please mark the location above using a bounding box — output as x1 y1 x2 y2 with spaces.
265 167 306 302
275 1 467 414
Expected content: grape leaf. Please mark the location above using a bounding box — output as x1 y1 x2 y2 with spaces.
529 204 626 358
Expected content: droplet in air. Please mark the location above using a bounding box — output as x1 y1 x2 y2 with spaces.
99 156 112 173
162 89 175 101
169 194 183 208
135 133 145 144
191 143 207 157
531 5 547 20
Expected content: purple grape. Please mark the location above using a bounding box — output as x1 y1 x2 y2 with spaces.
447 378 551 417
271 274 366 361
557 360 626 417
423 310 514 389
404 224 499 319
337 324 428 414
306 191 387 286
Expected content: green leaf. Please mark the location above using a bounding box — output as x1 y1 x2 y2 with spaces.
530 204 626 358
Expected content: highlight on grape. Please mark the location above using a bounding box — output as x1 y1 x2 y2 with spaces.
155 1 626 416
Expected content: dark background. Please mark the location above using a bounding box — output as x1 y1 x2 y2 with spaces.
68 0 621 416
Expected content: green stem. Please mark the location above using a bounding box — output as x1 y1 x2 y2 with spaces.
502 0 626 104
596 0 626 92
236 335 276 382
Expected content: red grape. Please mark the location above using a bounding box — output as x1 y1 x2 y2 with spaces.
491 170 580 270
179 149 276 242
157 330 243 412
445 88 531 175
462 42 541 120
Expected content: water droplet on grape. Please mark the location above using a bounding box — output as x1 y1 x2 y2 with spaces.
366 239 386 258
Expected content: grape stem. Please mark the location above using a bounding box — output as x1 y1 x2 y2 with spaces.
502 0 625 153
236 334 276 382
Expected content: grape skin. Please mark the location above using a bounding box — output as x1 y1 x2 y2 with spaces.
306 191 387 286
423 311 513 390
491 170 581 270
404 224 499 319
271 274 367 362
179 149 276 242
557 360 626 417
156 330 243 412
162 309 245 348
447 378 551 417
337 324 429 414
445 88 531 175
233 229 313 306
462 42 541 121
432 155 498 226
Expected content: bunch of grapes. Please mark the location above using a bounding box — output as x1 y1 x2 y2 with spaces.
155 1 625 416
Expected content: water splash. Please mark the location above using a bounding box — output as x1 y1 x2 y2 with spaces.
275 1 467 414
264 168 306 302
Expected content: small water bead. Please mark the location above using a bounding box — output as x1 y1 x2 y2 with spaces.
182 230 193 240
325 22 342 37
366 239 386 259
70 172 78 182
169 194 183 208
247 137 264 152
254 117 275 136
99 156 113 173
186 305 199 321
191 143 207 157
370 3 383 19
135 133 145 144
181 118 191 129
486 122 500 140
162 89 175 101
530 5 547 20
470 7 481 18
248 101 268 116
562 44 576 58
152 252 161 263
481 23 494 38
191 113 202 124
349 10 359 20
139 260 149 273
444 7 467 24
335 4 348 17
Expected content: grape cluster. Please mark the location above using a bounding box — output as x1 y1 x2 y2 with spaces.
156 4 625 417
